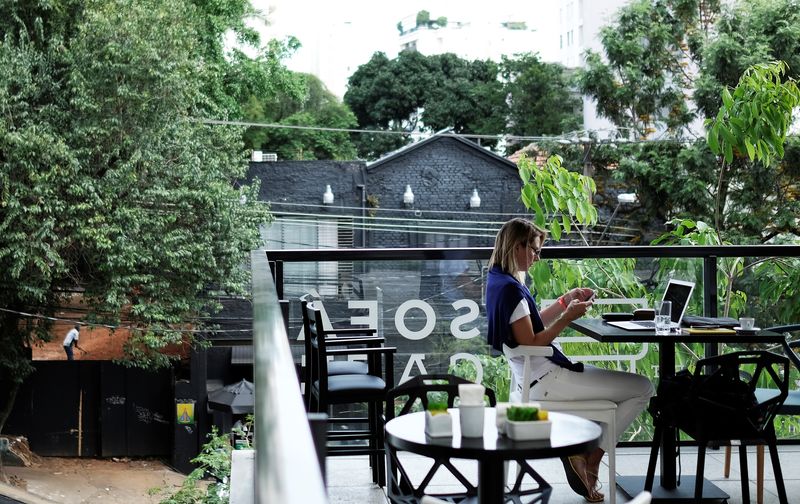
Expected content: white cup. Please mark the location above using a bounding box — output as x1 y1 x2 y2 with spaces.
654 300 672 335
739 317 755 330
459 405 485 438
458 383 485 406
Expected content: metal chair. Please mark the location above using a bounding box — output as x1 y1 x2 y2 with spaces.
722 324 800 504
384 374 497 503
503 344 619 504
305 301 396 486
300 295 383 410
647 351 789 504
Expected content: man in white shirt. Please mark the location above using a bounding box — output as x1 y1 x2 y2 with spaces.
62 324 85 360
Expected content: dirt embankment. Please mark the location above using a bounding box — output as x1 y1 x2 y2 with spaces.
2 455 189 503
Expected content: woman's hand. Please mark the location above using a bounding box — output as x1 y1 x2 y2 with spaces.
564 287 594 303
562 298 592 321
557 287 594 322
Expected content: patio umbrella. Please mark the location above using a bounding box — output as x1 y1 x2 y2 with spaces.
207 379 254 414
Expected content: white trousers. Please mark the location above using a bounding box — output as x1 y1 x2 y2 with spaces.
530 365 655 447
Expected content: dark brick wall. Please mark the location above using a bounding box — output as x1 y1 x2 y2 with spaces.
365 136 528 248
246 136 530 249
246 160 366 216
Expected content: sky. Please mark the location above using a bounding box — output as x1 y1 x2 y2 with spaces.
250 0 559 97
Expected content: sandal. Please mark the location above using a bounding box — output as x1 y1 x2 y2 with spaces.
560 455 592 499
585 470 605 503
560 456 606 502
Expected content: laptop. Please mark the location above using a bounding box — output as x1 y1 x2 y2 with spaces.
607 279 695 331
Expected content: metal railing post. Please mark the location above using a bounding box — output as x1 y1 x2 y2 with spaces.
703 255 720 360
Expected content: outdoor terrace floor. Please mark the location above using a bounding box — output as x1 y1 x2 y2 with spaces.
328 445 800 503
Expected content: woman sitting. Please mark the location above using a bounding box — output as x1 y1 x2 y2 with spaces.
486 218 654 502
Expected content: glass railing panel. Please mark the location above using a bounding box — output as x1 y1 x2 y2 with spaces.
277 246 800 443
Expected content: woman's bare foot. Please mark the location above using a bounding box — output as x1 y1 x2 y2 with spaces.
584 448 606 502
561 454 604 501
585 470 604 502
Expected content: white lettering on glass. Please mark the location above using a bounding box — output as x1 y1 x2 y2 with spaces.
395 300 436 340
400 354 428 384
450 299 480 339
348 300 378 329
450 353 483 384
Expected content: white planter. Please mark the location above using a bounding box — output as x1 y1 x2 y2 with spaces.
506 420 552 441
425 411 453 437
497 402 541 435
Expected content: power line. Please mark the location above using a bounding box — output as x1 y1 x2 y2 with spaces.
272 210 507 230
266 217 498 239
264 200 535 219
198 117 754 145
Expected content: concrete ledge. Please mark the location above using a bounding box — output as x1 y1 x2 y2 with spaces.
229 449 254 504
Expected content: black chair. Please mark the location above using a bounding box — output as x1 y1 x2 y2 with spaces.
646 351 790 504
305 301 395 486
384 374 497 503
722 324 800 504
300 296 383 410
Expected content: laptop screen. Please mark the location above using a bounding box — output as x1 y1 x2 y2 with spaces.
662 280 695 323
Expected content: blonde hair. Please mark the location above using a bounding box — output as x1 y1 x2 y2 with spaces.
488 218 547 281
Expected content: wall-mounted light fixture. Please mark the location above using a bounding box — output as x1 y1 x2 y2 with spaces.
322 185 334 205
596 192 639 244
469 188 481 209
403 185 414 207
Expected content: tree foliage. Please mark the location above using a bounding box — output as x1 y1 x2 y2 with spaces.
577 0 720 140
243 72 358 160
501 53 582 154
0 0 285 431
345 51 578 159
518 154 598 243
578 0 800 242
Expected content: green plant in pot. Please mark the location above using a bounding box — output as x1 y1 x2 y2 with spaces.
507 405 549 422
427 400 449 416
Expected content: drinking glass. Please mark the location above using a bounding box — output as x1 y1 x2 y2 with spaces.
654 300 672 335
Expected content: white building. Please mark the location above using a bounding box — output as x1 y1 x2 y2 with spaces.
259 1 546 99
397 15 541 64
552 0 706 140
554 0 631 139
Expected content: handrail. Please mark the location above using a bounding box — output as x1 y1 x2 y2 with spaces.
266 244 800 262
267 244 800 319
252 249 327 503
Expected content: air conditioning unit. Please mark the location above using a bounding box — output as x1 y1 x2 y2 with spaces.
250 151 277 162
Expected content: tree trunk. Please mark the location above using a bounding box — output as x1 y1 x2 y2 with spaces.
0 309 34 435
0 381 20 434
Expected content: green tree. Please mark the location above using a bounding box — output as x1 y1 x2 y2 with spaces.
244 73 358 160
577 0 800 242
345 51 507 158
705 61 800 230
419 54 505 143
577 0 720 140
0 0 283 432
344 51 422 159
416 10 431 28
501 53 582 154
346 50 580 159
694 1 800 239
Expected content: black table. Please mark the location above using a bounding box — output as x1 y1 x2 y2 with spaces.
570 318 786 502
384 408 601 504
